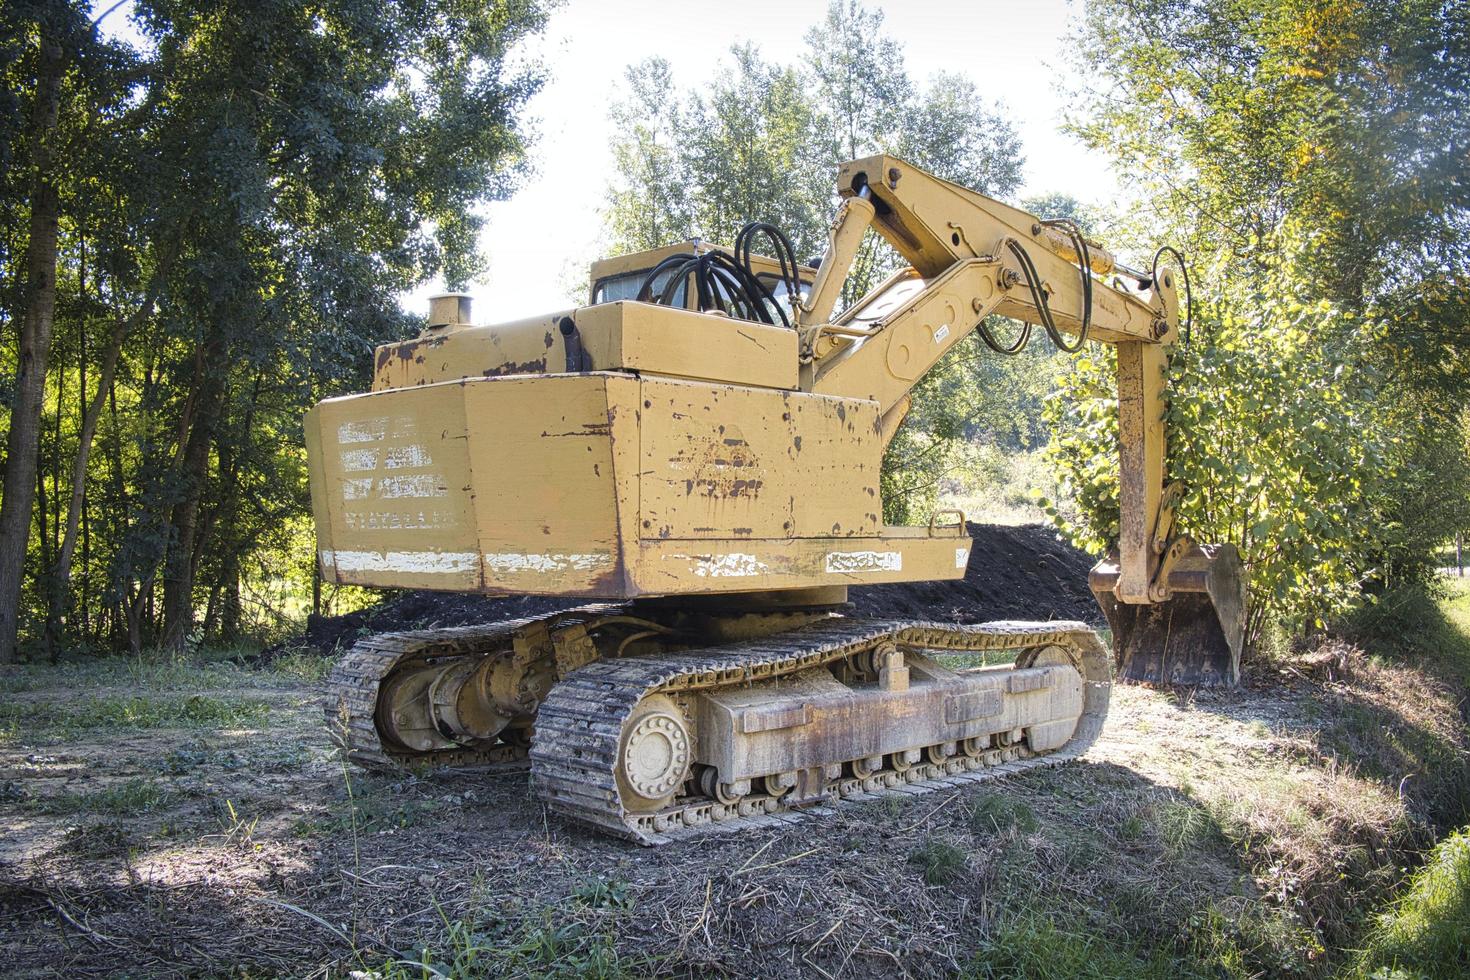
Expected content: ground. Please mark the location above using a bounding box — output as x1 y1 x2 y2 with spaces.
0 574 1466 978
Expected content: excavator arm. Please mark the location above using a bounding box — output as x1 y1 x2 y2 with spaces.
797 155 1246 685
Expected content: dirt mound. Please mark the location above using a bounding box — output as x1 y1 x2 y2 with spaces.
851 523 1100 624
270 523 1101 659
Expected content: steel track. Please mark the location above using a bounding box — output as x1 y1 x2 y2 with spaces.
325 613 1110 844
531 618 1111 843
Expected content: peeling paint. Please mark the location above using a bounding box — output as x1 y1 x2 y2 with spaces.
825 550 902 573
483 552 612 575
673 552 770 578
325 549 478 575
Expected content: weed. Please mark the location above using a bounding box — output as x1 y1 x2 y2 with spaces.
30 777 173 816
0 694 269 735
910 838 967 885
370 906 654 979
968 793 1037 835
572 877 632 910
1350 828 1470 979
269 649 334 684
213 798 260 847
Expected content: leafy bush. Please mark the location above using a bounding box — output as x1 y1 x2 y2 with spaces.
1044 289 1400 649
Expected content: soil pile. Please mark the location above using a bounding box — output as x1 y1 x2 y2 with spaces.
272 523 1101 659
851 522 1102 624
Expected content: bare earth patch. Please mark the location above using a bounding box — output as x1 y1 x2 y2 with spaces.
0 640 1464 978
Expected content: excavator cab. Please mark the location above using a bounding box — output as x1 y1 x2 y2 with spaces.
589 240 816 311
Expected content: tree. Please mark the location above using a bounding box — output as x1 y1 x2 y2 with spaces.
0 0 552 657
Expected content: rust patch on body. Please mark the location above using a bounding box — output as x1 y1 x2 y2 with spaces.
482 357 547 377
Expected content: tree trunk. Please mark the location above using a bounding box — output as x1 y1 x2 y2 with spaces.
0 29 67 663
47 269 167 650
160 343 225 651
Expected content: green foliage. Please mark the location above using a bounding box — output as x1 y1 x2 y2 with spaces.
1 0 552 656
1049 0 1470 643
1047 290 1401 645
1351 829 1470 979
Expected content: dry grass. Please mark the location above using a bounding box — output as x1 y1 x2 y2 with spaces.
0 599 1466 978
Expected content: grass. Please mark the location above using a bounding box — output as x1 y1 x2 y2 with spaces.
910 838 968 885
366 903 655 980
267 648 335 684
966 912 1200 980
1350 828 1470 979
0 693 270 736
1154 797 1222 856
968 792 1037 835
292 781 450 837
27 777 175 816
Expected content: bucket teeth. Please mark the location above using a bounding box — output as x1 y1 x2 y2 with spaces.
1090 542 1248 686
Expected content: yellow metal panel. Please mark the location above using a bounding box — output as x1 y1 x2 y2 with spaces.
372 311 582 391
462 374 627 594
374 304 797 392
636 377 880 542
584 303 798 390
309 384 482 591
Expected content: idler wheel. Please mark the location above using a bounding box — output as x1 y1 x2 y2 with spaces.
616 695 692 814
377 665 459 752
890 748 920 773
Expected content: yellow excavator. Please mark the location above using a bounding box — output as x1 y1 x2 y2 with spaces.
307 157 1246 843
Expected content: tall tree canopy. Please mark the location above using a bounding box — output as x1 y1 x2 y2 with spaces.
0 0 551 659
1044 0 1470 644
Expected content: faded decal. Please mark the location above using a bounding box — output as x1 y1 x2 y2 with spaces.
384 444 432 469
956 547 970 569
376 474 447 499
342 509 455 531
825 550 902 574
325 549 479 575
679 552 769 578
483 552 612 575
933 323 951 343
337 418 388 444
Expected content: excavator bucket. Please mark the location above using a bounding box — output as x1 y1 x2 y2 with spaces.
1089 543 1247 687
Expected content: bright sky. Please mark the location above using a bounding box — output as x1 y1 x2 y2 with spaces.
96 0 1117 322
